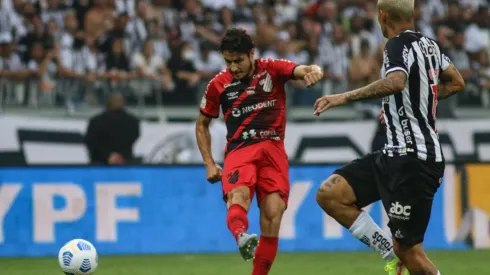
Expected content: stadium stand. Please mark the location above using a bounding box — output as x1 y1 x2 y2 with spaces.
0 0 489 121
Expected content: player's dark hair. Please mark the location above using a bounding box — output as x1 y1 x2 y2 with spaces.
218 28 255 54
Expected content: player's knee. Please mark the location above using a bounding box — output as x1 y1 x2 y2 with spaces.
260 193 285 227
316 175 343 210
393 238 423 261
261 205 283 224
227 187 251 208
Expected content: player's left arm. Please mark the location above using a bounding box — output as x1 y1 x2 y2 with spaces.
313 38 408 115
292 65 324 87
437 53 465 100
343 71 407 102
269 58 323 87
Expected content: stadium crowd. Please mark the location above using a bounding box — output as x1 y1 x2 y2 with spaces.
0 0 489 114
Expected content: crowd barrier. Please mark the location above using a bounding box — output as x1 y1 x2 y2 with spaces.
1 163 488 257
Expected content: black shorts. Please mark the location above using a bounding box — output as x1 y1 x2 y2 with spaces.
334 151 444 246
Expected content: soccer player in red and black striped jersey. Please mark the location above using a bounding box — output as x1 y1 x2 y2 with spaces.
195 28 323 274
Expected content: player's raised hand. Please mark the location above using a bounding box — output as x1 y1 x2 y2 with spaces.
206 163 223 184
313 94 348 116
304 70 323 88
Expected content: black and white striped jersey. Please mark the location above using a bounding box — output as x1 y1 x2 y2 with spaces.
381 30 451 162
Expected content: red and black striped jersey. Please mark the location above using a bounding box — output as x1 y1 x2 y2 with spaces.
199 58 297 155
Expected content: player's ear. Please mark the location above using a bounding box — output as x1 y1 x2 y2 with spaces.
249 49 255 60
378 10 387 25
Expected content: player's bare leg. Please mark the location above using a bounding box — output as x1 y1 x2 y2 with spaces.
251 192 286 275
226 186 258 261
316 175 404 274
393 239 440 275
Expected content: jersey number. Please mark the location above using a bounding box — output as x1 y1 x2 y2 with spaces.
430 84 438 119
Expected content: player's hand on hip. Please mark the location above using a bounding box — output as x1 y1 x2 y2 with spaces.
304 70 323 88
206 163 223 184
313 94 348 116
378 108 386 125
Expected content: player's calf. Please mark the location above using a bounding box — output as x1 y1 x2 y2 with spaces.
316 175 397 263
393 239 440 275
252 192 286 275
226 186 252 243
259 192 285 236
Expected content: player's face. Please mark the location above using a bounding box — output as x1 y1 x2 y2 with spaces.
378 10 389 38
222 50 255 79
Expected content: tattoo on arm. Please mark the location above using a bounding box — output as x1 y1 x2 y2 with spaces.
344 71 407 102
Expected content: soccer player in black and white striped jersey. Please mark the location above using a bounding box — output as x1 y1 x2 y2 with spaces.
313 0 465 275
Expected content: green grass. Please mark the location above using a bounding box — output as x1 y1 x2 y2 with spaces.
1 250 488 275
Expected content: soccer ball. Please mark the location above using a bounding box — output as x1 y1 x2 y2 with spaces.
58 239 98 275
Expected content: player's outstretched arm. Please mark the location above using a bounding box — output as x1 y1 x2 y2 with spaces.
313 71 406 115
195 113 222 183
293 65 324 87
437 63 465 100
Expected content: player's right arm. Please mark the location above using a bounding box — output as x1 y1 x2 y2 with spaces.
195 79 223 183
195 114 215 166
437 54 465 100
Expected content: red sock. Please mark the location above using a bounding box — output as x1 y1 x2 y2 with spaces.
252 236 279 275
226 204 249 242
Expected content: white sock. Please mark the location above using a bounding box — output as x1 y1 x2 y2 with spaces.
349 210 396 261
437 271 441 275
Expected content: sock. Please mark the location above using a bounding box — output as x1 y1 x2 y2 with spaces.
349 211 396 261
226 204 249 242
437 271 441 275
252 236 279 275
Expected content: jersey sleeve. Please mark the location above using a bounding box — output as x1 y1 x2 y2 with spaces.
199 79 221 118
383 38 410 77
440 52 452 71
268 58 298 81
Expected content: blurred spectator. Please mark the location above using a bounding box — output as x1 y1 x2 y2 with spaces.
165 41 200 104
464 6 489 56
319 23 350 95
26 41 64 106
349 39 377 90
146 18 171 62
0 34 29 104
448 29 472 81
194 42 225 81
131 39 174 101
84 93 140 164
126 0 149 54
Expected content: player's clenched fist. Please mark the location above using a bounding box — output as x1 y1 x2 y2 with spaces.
304 67 323 88
206 163 223 183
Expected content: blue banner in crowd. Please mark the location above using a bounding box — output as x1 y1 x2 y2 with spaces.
0 166 467 257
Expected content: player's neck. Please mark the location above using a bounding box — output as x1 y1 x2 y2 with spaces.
388 22 415 39
247 59 256 78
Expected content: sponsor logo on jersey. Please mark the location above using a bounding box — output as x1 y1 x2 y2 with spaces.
224 81 241 89
226 91 239 100
232 99 277 118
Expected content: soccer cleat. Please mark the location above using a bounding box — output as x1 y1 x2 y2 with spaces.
237 233 259 261
384 257 409 275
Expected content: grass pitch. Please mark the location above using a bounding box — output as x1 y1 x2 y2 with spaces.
1 249 487 275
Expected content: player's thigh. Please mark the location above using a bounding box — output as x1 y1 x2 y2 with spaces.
324 152 382 208
383 156 444 247
256 141 290 209
222 150 259 209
